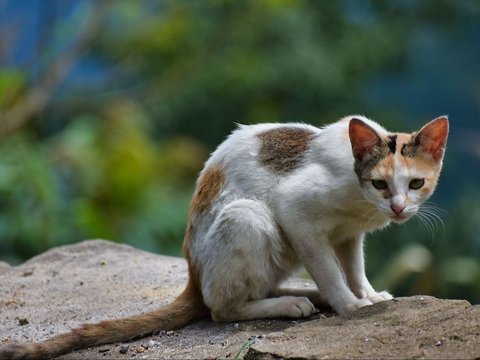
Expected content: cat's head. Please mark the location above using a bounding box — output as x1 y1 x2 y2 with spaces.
348 116 448 223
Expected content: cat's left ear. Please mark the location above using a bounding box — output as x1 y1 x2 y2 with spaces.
349 118 382 161
415 116 449 162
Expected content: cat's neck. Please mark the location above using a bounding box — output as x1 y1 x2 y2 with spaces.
334 187 390 235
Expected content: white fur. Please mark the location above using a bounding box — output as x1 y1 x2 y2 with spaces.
189 116 434 318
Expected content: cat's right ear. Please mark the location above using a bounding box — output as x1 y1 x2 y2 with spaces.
349 118 381 161
414 116 449 162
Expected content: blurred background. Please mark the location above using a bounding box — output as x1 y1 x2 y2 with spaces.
0 0 479 304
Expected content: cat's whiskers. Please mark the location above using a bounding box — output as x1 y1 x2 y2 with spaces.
422 203 445 228
358 200 381 213
420 204 446 219
415 212 435 239
422 210 444 229
357 202 377 217
355 199 394 230
414 203 446 240
359 207 383 230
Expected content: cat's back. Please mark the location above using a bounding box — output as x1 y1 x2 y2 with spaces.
197 122 321 202
203 118 380 187
206 122 320 167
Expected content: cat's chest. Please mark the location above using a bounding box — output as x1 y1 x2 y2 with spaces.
329 208 389 241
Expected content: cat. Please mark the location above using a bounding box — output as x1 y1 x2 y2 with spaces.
0 115 448 360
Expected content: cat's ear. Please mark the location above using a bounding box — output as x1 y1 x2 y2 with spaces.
349 118 382 161
415 116 449 162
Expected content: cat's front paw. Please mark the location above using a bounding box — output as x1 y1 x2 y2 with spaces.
366 290 393 304
338 297 372 314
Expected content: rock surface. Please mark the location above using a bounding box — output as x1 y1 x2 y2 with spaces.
0 239 479 359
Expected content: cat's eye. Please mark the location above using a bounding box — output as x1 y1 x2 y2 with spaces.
409 178 425 190
371 179 388 190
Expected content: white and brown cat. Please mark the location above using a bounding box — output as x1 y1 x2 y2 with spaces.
0 115 448 360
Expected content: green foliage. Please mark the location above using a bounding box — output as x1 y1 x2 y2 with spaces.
0 101 207 263
0 68 25 107
97 0 409 146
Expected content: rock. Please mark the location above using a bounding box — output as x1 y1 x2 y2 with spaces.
0 261 11 275
0 239 479 359
246 296 480 359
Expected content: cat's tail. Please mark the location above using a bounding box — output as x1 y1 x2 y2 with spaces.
0 279 209 360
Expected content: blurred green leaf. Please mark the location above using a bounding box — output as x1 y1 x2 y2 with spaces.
0 68 25 107
440 257 480 286
373 244 433 291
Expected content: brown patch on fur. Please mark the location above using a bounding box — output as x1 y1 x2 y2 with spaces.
181 164 225 306
190 165 225 214
182 221 205 310
257 127 315 174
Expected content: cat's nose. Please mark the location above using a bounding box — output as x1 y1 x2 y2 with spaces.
390 204 405 215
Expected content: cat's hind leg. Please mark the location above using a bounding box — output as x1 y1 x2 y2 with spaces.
198 199 316 322
212 296 316 322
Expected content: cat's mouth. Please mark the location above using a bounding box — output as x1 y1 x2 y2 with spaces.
389 212 413 223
